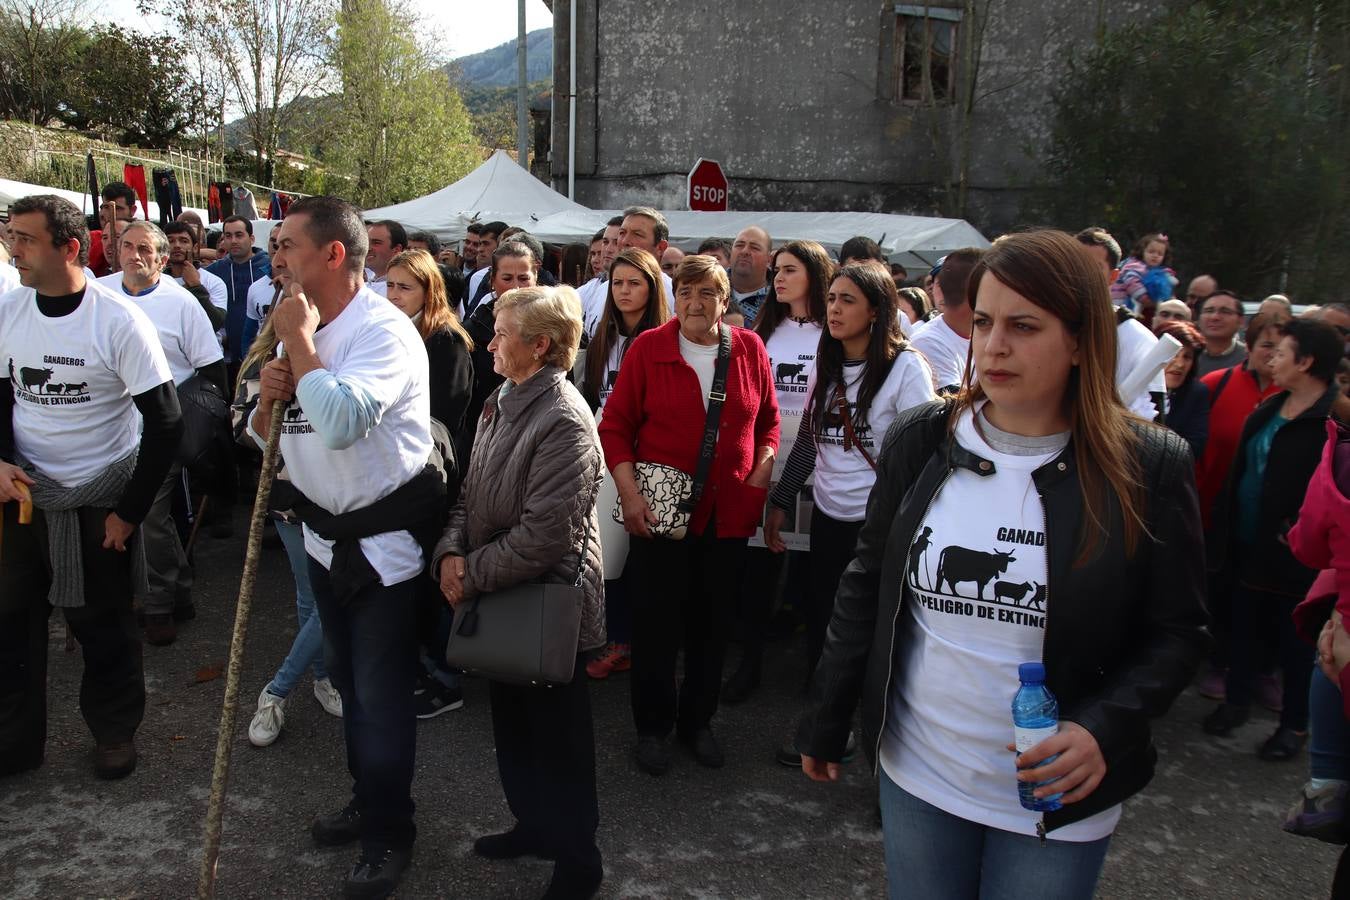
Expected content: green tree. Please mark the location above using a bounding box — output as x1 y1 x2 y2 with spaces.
327 0 479 208
62 26 205 147
0 0 91 125
1034 1 1349 299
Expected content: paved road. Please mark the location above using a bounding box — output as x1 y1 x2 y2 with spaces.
0 513 1339 898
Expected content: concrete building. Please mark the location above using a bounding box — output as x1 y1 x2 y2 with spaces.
543 0 1160 234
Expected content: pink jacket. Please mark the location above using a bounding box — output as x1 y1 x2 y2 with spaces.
1290 418 1350 712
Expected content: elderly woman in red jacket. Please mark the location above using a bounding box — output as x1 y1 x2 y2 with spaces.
599 254 779 777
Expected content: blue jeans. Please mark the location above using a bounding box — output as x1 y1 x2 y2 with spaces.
879 770 1111 900
1310 667 1350 781
309 556 419 851
268 521 327 697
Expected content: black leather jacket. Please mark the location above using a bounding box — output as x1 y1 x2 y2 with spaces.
797 401 1210 835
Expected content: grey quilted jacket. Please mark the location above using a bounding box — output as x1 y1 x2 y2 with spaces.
432 364 606 652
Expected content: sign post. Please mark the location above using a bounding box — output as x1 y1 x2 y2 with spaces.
687 158 729 211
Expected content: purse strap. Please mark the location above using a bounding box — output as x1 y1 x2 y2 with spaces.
680 323 733 513
835 390 877 471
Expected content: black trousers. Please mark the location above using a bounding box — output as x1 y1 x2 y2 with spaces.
0 501 143 774
489 654 601 873
806 509 864 678
309 558 419 851
1225 583 1314 731
627 524 748 737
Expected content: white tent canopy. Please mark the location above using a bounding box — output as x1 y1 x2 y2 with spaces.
0 177 209 225
362 149 591 237
527 209 989 268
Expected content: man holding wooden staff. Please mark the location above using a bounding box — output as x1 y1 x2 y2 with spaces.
249 196 436 900
0 194 181 781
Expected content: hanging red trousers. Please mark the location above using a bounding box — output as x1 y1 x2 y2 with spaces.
122 164 149 220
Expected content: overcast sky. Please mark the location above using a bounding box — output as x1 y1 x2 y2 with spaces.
97 0 553 60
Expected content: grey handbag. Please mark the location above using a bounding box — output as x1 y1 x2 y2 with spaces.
444 495 595 686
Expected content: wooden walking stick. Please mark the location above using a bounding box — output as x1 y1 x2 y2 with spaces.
197 393 286 899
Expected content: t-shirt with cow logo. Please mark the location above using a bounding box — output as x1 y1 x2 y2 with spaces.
805 349 936 522
763 319 822 421
97 274 223 386
596 335 628 410
878 405 1121 842
245 274 279 328
0 280 172 487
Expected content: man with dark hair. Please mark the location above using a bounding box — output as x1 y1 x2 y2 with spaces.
98 221 224 645
697 237 733 268
89 183 141 279
207 215 271 367
1196 290 1249 378
729 226 772 321
909 247 984 393
406 230 440 257
463 221 510 313
250 195 434 897
839 235 885 267
163 221 227 330
365 220 408 296
1076 226 1165 418
461 223 483 279
578 216 625 336
0 195 181 780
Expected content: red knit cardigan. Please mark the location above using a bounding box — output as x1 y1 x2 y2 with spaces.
598 318 780 538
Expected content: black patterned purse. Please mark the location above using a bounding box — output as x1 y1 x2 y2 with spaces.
612 324 731 540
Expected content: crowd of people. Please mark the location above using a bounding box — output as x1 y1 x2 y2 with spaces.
0 183 1348 900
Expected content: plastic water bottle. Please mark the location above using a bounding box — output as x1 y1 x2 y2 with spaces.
1012 661 1063 813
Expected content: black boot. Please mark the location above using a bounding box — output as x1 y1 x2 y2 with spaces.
722 650 761 705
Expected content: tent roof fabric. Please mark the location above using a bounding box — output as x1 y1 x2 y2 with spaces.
361 149 590 234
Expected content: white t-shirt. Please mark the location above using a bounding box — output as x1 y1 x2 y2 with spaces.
661 272 676 314
1115 317 1165 419
0 279 172 487
464 267 490 312
175 267 228 314
909 315 969 393
269 287 432 586
578 276 608 337
97 275 222 385
0 261 20 294
764 320 822 421
245 275 279 324
678 332 719 411
595 335 628 410
807 350 936 522
880 407 1121 842
367 278 387 297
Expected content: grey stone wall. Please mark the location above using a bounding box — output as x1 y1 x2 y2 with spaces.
550 0 1159 234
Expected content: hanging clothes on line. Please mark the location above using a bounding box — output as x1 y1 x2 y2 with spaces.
85 153 99 221
122 164 150 220
152 168 183 225
268 191 292 220
208 184 222 223
209 182 234 222
231 185 259 220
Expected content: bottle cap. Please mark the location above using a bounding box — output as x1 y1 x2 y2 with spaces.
1018 662 1046 683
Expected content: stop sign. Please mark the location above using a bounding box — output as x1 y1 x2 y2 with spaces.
687 158 728 211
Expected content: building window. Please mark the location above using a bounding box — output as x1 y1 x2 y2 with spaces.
894 5 961 103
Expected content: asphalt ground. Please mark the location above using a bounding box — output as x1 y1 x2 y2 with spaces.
0 509 1340 899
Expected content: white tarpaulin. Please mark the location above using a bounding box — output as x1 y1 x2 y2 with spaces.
0 178 209 225
527 208 989 268
362 149 592 238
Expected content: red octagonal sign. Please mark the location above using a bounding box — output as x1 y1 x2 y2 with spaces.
687 158 728 211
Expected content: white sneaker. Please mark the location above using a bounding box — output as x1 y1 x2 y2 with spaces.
313 677 343 718
248 687 286 747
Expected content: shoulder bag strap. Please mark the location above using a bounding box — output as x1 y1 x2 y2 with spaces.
1207 365 1235 409
835 391 877 471
680 323 733 513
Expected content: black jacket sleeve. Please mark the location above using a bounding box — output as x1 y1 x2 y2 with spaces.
184 281 227 329
195 360 229 397
116 382 184 524
425 329 474 435
0 375 14 461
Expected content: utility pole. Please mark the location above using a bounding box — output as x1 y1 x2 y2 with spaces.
517 0 529 169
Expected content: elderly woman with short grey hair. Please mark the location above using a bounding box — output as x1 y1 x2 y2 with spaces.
433 284 606 899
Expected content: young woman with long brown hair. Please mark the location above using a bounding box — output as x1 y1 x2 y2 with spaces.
795 230 1209 898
